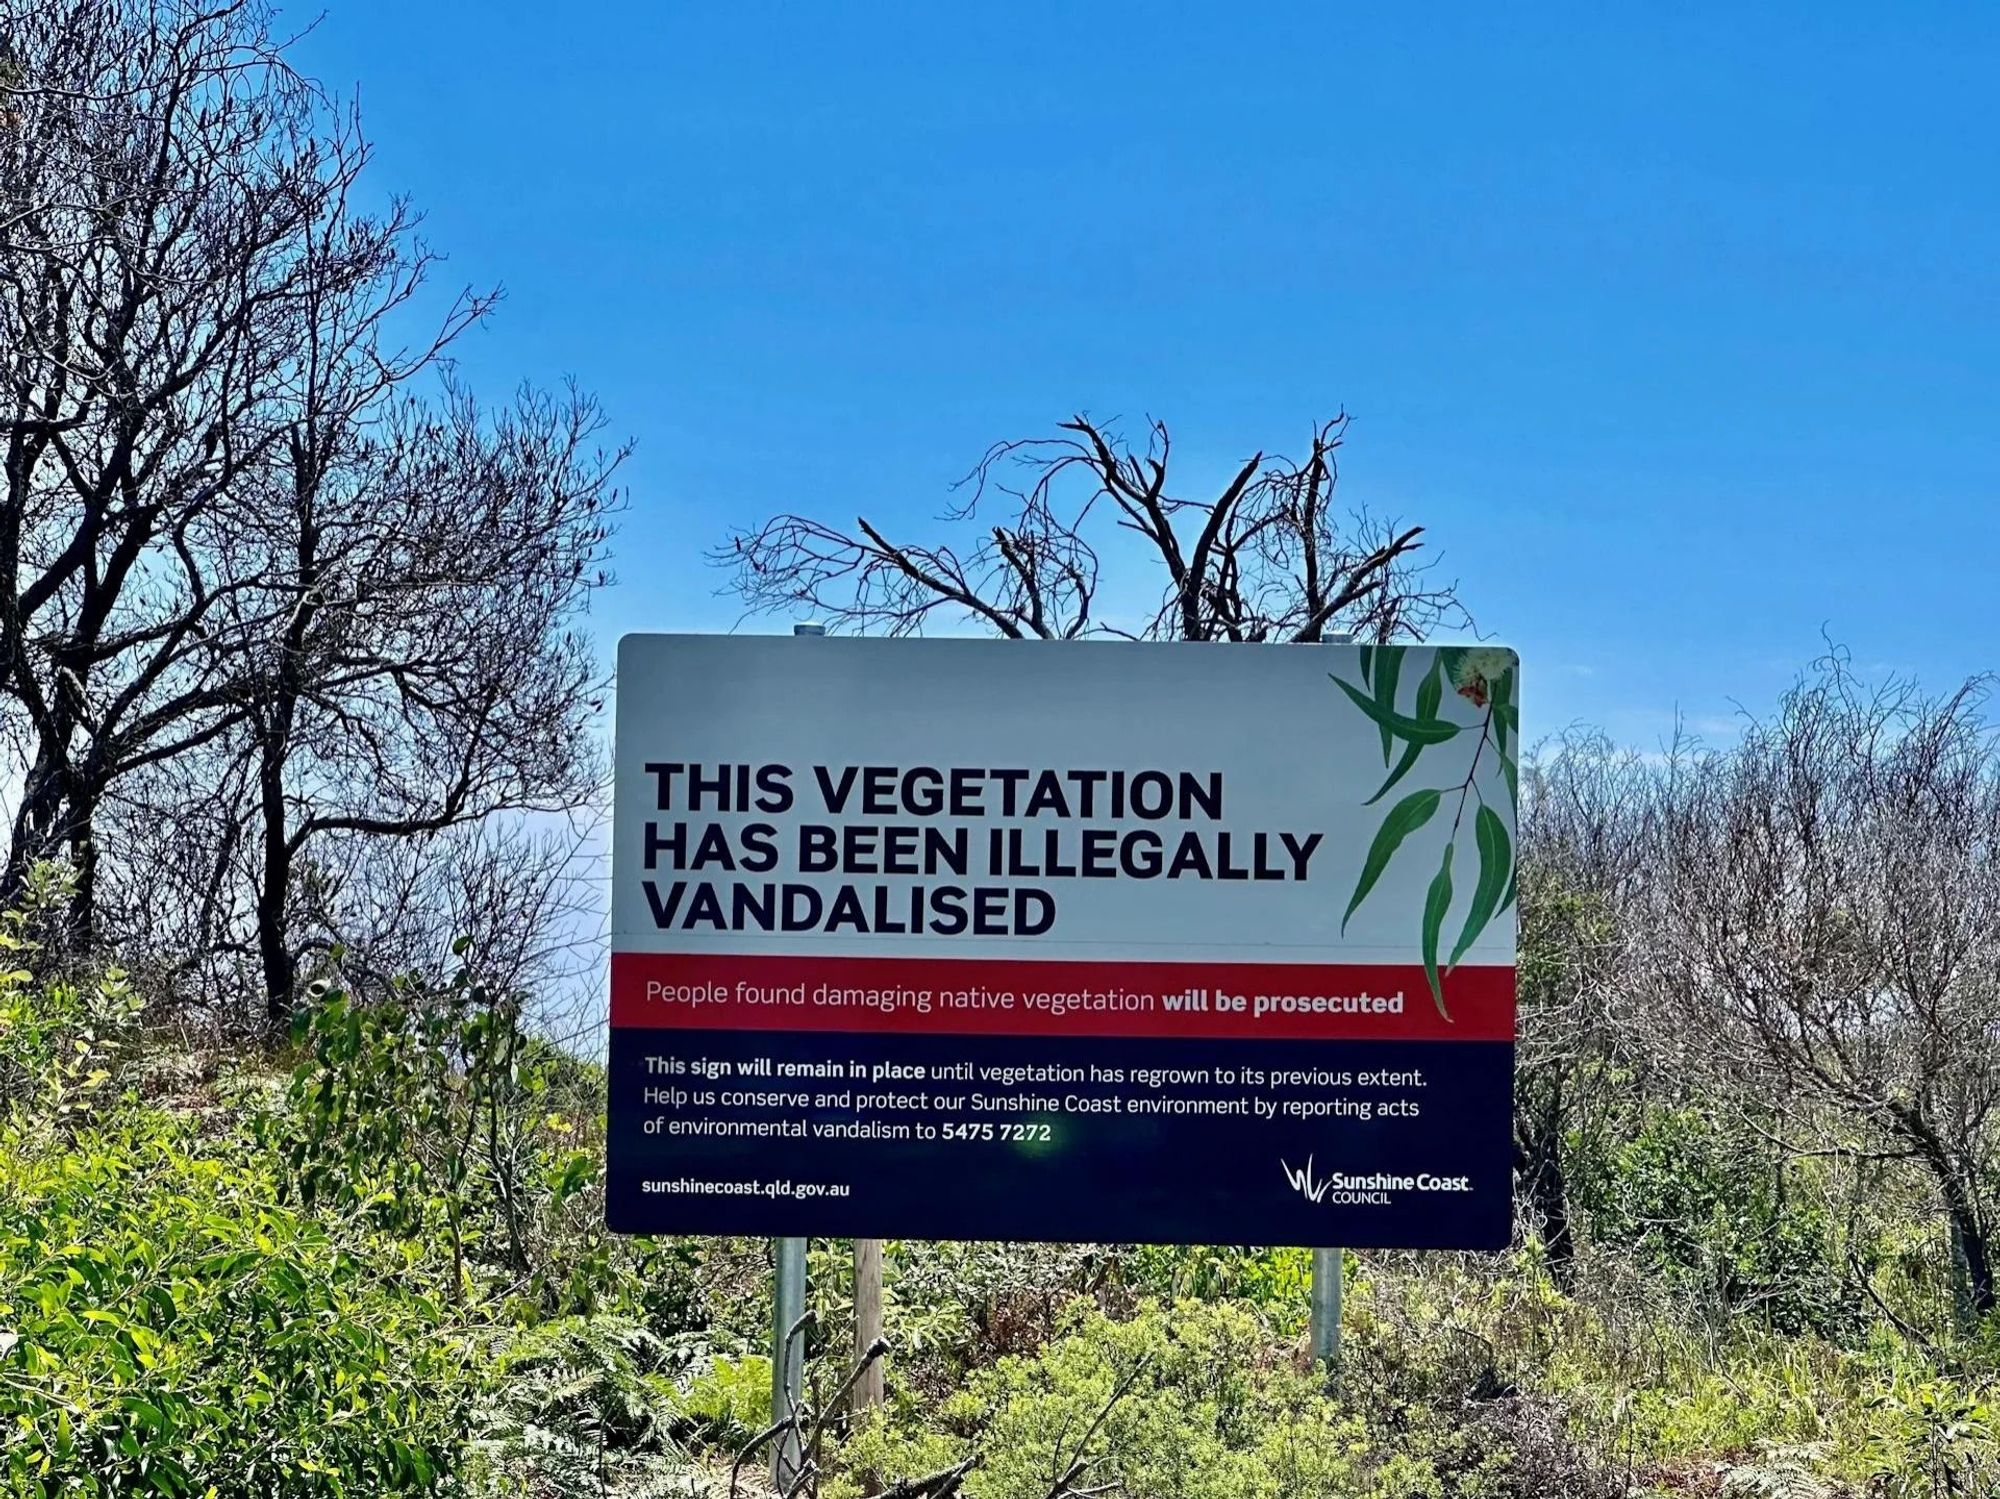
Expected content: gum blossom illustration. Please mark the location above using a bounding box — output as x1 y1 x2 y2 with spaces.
1331 645 1519 1019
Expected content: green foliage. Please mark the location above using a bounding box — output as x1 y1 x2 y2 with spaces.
821 1239 2000 1497
1579 1106 1850 1336
621 1236 717 1343
1716 1447 1839 1499
833 1301 1371 1499
880 1240 1120 1373
807 1241 981 1375
1333 1257 1625 1498
487 1316 688 1450
264 965 608 1314
1861 1383 2000 1499
11 874 2000 1499
676 1354 773 1450
465 1316 713 1497
1514 871 1616 1016
0 926 649 1497
1123 1245 1314 1337
0 870 143 1117
2 876 474 1495
0 1095 471 1494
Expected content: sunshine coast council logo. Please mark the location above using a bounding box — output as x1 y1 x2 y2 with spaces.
1281 1158 1449 1206
1282 1156 1333 1203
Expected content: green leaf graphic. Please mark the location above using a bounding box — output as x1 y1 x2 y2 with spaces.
1422 841 1454 1019
1358 643 1374 688
1371 647 1404 765
1367 742 1423 806
1499 868 1517 916
1343 788 1441 932
1491 668 1519 805
1329 675 1462 748
1364 658 1447 805
1490 667 1515 749
1449 803 1512 970
1416 653 1446 719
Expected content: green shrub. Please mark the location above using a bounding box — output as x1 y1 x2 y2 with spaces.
832 1300 1369 1499
1123 1245 1313 1336
1861 1381 2000 1499
2 903 474 1492
1579 1106 1850 1336
0 1108 472 1495
855 1239 1124 1387
465 1315 712 1497
265 972 608 1317
676 1353 773 1451
0 888 143 1117
14 879 2000 1499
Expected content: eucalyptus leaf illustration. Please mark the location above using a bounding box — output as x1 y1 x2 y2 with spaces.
1490 667 1519 806
1421 842 1454 1019
1342 788 1441 933
1365 657 1446 806
1371 647 1404 765
1328 675 1462 748
1448 803 1512 970
1416 654 1446 718
1330 644 1518 1022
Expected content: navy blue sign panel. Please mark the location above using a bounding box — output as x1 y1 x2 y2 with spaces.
607 1025 1512 1247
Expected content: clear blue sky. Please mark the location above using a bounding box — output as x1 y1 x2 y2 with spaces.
294 1 1997 749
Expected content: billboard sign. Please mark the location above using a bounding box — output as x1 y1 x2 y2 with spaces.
607 635 1518 1247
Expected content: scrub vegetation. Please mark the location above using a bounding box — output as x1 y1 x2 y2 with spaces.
7 4 2000 1496
8 657 2000 1497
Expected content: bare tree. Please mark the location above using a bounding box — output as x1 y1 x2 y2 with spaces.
720 414 1464 643
0 0 484 926
1514 732 1651 1287
1647 658 2000 1318
231 383 617 1032
300 818 609 1046
98 312 620 1041
1 1 622 1030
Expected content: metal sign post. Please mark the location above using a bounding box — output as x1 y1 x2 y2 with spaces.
765 623 826 1492
853 1237 885 1410
768 625 826 1491
771 1234 807 1489
1310 1246 1342 1367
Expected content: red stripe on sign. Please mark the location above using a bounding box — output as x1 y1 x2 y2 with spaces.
609 951 1514 1042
